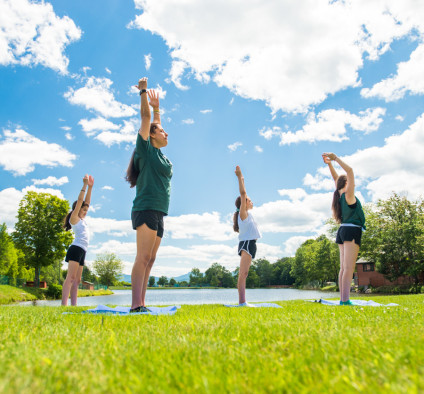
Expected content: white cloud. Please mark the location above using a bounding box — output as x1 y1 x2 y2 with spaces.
154 84 167 99
105 67 111 74
272 108 386 145
0 128 76 176
32 176 69 187
95 118 139 147
283 236 311 256
182 118 194 125
61 126 71 131
361 43 424 102
228 141 242 152
395 115 404 122
78 117 120 137
165 212 236 241
102 185 114 191
303 113 424 201
86 217 132 237
65 133 73 140
130 0 424 113
144 53 152 70
254 145 263 153
200 109 212 114
259 126 282 140
64 76 137 118
0 0 81 74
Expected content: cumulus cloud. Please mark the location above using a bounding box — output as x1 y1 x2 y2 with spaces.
182 118 194 125
78 117 120 137
283 236 312 256
261 108 386 145
102 185 114 191
0 0 81 74
144 53 152 70
86 217 132 237
64 76 137 118
254 145 263 153
303 113 424 201
95 118 139 147
129 0 424 113
0 128 76 176
200 109 212 114
228 141 242 152
32 176 69 186
361 43 424 101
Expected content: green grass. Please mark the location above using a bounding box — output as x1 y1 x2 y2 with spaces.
0 295 423 393
77 289 113 297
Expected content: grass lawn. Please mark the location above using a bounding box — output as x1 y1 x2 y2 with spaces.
0 294 423 393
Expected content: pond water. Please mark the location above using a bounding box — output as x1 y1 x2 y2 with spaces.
18 288 339 306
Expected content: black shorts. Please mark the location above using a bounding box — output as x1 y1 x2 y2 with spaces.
238 240 257 259
65 245 86 266
131 210 164 238
336 226 362 246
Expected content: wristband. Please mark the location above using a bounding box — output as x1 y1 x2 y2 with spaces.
139 89 147 95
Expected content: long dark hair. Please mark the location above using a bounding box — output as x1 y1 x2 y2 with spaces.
233 196 241 232
332 175 347 223
125 123 159 188
64 201 89 231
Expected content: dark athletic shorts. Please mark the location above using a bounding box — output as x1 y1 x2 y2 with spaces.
131 210 164 238
336 226 362 246
65 245 86 266
238 240 257 259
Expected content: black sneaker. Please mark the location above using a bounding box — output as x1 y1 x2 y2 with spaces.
129 306 150 313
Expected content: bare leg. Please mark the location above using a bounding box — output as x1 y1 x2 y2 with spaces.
61 261 80 306
238 251 252 304
340 241 359 302
338 244 344 302
140 236 162 307
70 265 83 306
131 224 157 309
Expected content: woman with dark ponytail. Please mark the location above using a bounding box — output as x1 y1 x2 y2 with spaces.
62 174 94 306
323 152 365 305
126 77 172 313
233 165 261 306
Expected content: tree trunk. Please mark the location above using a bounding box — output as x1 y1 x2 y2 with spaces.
34 267 40 288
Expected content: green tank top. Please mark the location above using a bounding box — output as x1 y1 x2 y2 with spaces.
132 134 172 215
340 193 366 229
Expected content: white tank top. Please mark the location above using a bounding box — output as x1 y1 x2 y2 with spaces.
238 213 261 241
71 218 90 252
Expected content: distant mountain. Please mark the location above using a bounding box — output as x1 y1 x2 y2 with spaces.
119 272 191 284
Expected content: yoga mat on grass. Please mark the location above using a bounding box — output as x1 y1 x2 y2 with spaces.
64 305 180 315
309 299 398 307
224 303 282 308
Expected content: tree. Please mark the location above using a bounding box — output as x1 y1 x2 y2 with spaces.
272 257 295 286
169 278 176 286
361 194 424 286
82 266 97 283
254 258 273 287
157 276 168 286
0 223 20 283
245 266 260 288
148 276 156 287
13 192 73 286
92 253 124 287
189 268 203 286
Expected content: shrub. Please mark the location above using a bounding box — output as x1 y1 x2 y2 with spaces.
46 283 62 299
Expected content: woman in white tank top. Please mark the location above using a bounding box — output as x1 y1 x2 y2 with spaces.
233 166 261 306
61 174 94 306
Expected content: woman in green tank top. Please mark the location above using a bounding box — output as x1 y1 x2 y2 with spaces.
323 152 365 306
125 77 173 313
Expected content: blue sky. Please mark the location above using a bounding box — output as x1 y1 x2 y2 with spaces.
1 0 424 277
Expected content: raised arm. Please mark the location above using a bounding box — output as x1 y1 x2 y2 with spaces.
135 77 151 141
84 175 94 206
148 90 161 124
324 152 355 204
70 175 89 225
322 154 339 187
235 166 248 221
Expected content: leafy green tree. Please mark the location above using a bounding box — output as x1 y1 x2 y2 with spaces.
189 268 203 286
148 276 156 287
0 223 20 281
272 257 295 285
291 239 314 286
361 194 424 286
245 266 260 288
92 253 124 287
221 271 236 288
169 278 176 286
82 266 97 283
254 258 273 287
13 192 73 286
157 276 168 286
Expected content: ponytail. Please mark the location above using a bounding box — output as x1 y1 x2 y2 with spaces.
233 196 241 232
126 123 159 188
63 201 88 231
332 175 347 223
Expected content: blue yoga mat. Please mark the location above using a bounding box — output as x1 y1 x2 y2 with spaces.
309 299 398 307
67 304 181 315
224 303 282 308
